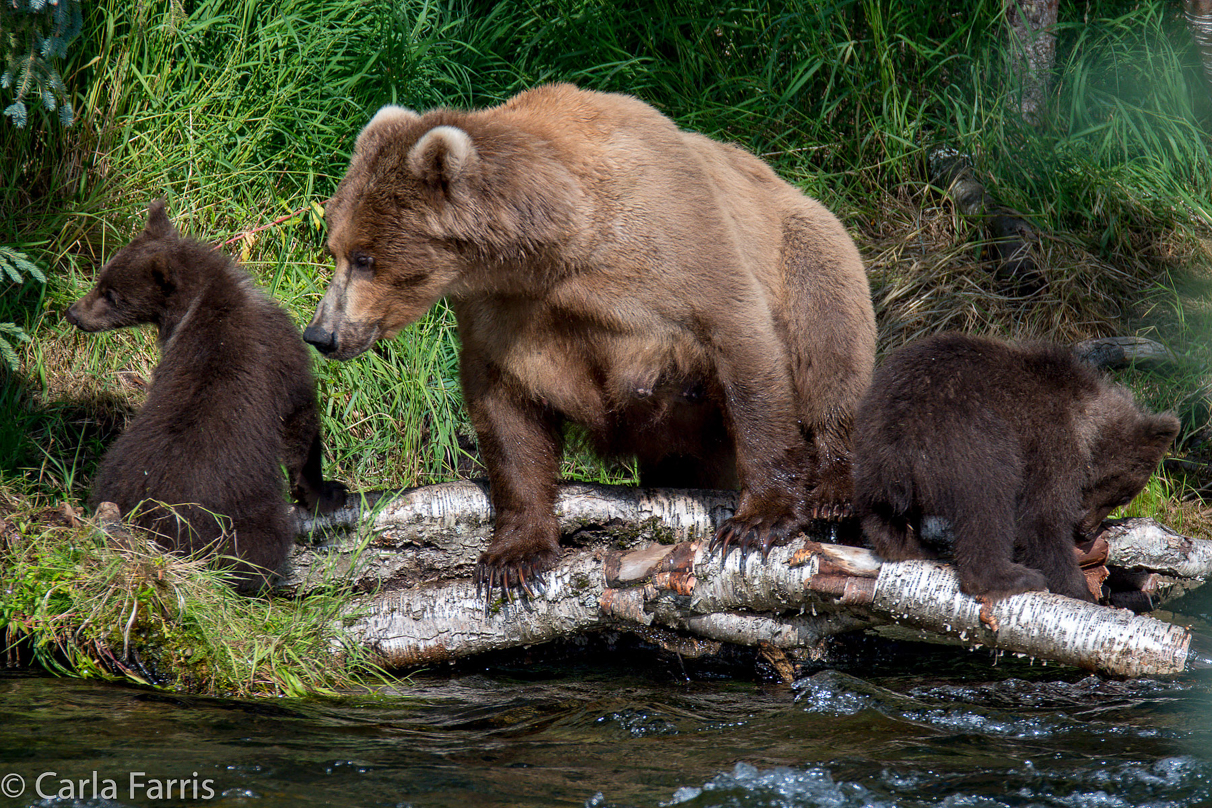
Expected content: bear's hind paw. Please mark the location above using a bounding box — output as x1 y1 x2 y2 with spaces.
960 563 1048 603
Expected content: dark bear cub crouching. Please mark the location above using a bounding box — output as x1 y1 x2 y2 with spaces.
67 200 347 591
852 332 1178 603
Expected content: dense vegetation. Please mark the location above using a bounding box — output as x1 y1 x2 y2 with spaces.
1 0 1210 692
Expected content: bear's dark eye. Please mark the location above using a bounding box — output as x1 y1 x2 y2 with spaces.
351 252 374 275
103 287 120 306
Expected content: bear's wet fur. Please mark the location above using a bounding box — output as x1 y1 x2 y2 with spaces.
852 332 1179 603
304 84 877 591
67 200 346 590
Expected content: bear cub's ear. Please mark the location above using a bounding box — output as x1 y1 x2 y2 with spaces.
408 126 477 190
1147 413 1181 446
144 198 179 240
150 259 175 294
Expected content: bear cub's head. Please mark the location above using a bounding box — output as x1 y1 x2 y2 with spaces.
66 199 183 333
1078 390 1181 537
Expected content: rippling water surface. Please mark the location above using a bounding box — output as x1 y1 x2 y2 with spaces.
3 598 1212 808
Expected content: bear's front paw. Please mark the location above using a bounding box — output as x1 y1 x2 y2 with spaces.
709 512 805 563
475 527 561 604
316 480 349 514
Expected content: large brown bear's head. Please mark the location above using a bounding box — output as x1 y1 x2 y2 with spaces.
305 103 581 360
66 199 181 333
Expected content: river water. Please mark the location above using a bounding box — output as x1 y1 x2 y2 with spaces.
3 594 1212 808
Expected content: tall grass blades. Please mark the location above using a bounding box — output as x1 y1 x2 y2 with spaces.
4 0 1210 511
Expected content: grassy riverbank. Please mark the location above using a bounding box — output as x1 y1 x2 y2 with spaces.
0 490 383 696
2 0 1212 692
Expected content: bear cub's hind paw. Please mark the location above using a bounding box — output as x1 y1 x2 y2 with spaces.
293 480 349 515
316 480 349 514
960 562 1048 603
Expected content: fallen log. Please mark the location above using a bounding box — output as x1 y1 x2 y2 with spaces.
290 482 1212 678
927 145 1046 295
1073 336 1178 370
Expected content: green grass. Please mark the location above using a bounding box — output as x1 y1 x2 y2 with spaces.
2 0 1212 687
4 0 1208 495
0 493 385 697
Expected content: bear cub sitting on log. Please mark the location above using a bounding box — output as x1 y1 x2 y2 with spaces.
67 200 346 590
304 83 876 593
852 332 1179 603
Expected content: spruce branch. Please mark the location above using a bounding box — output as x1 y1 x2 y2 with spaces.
0 0 82 127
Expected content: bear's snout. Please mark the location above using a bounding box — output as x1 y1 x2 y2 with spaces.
65 299 101 332
303 323 338 355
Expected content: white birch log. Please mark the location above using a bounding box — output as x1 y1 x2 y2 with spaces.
872 560 1196 678
349 552 607 668
292 483 1212 676
285 482 736 592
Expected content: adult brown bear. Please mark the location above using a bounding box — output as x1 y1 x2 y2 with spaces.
852 332 1180 603
68 200 346 590
305 84 876 593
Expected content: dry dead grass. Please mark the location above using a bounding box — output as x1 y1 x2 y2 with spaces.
858 185 1203 356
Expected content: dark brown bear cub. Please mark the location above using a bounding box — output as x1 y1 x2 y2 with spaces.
852 332 1178 603
67 200 346 590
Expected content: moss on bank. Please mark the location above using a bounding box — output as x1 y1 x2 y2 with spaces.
0 494 383 697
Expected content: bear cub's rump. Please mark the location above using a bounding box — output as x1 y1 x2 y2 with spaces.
67 200 346 590
852 332 1178 603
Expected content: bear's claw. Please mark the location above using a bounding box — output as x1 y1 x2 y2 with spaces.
709 515 802 563
810 501 852 521
474 549 557 608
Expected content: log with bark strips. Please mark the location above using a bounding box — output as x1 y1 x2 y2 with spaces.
289 482 1212 678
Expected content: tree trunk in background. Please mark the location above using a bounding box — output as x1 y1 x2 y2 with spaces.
1005 0 1059 125
1187 0 1212 96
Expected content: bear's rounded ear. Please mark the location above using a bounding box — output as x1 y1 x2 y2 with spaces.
1149 413 1181 444
367 104 419 129
355 105 420 154
145 198 176 239
407 126 476 190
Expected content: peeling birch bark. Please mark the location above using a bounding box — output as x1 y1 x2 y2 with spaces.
284 482 736 593
348 552 607 667
307 483 1212 677
1104 519 1212 579
872 560 1196 678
